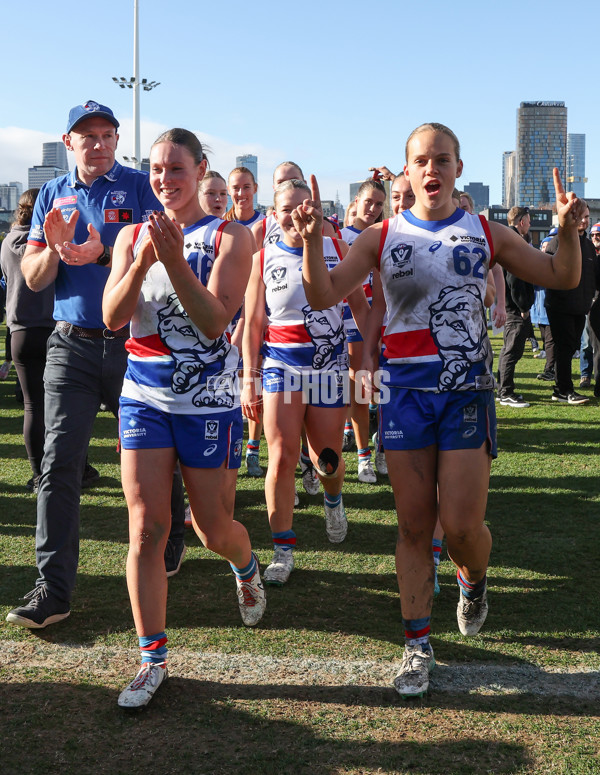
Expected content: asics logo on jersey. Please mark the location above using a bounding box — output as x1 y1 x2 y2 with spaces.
429 241 442 253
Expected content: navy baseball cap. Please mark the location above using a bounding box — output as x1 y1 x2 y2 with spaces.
66 100 120 133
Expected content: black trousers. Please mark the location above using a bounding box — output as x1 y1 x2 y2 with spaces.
546 309 586 394
497 313 527 397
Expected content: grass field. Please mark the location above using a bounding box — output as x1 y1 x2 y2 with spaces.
1 333 599 774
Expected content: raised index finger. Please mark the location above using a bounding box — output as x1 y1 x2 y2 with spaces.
553 167 566 201
309 174 321 204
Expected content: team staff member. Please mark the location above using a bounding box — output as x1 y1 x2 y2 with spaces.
6 101 181 629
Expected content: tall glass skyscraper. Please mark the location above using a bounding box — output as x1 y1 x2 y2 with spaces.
566 133 586 198
502 151 516 209
42 142 68 171
516 101 567 207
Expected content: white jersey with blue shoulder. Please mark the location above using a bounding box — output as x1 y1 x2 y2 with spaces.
236 210 265 228
261 238 348 375
378 208 495 392
340 225 372 334
121 215 241 414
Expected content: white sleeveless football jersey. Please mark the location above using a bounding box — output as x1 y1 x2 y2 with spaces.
261 238 348 375
121 215 241 413
377 209 495 392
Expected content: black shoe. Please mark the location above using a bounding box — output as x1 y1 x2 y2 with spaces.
164 540 187 578
26 476 40 494
537 370 555 381
498 393 530 408
6 586 70 629
81 462 100 488
567 391 589 405
342 431 355 452
551 389 568 403
579 377 591 389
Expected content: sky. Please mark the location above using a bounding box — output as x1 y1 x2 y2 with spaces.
2 0 598 208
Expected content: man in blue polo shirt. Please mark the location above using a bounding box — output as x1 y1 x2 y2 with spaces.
6 101 185 629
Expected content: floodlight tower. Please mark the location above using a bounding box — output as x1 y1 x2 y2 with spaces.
112 0 160 169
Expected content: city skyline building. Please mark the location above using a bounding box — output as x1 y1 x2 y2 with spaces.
28 166 69 189
463 182 489 212
566 133 586 198
42 141 68 171
516 101 567 207
236 154 258 209
0 181 23 211
28 140 69 190
502 151 517 209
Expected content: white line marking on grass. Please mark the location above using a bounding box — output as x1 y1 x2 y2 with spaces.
5 641 599 698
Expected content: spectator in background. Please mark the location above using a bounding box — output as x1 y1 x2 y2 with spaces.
459 191 474 214
496 206 535 408
0 189 53 490
544 203 597 404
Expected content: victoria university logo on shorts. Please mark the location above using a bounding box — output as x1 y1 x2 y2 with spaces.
205 420 219 440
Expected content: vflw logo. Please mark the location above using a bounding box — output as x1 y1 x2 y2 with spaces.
390 243 415 280
271 266 287 282
205 420 219 440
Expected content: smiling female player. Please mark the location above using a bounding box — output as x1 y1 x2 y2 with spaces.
103 129 265 710
295 122 583 698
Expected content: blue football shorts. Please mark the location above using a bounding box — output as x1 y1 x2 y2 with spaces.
380 387 497 457
119 397 243 469
262 366 349 408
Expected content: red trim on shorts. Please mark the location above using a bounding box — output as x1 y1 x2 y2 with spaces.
376 220 389 271
478 214 495 267
382 328 438 359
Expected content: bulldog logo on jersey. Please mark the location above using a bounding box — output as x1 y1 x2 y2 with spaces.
301 305 345 370
111 191 127 206
156 293 234 408
429 283 488 391
390 243 415 279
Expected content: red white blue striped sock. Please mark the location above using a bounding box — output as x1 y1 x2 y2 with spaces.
139 632 168 664
457 570 487 599
246 439 260 457
272 530 296 551
402 617 431 651
231 553 258 581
